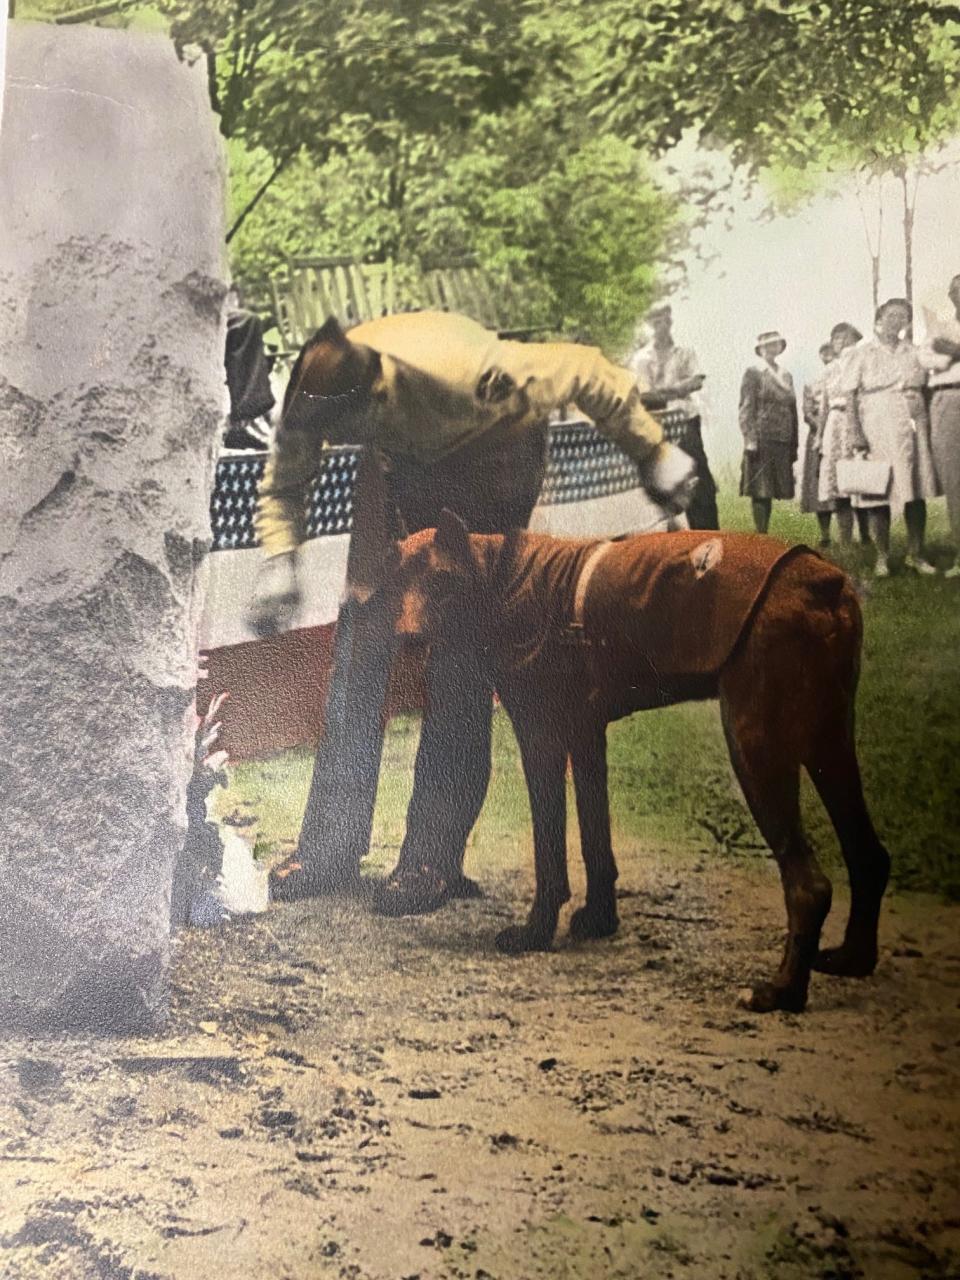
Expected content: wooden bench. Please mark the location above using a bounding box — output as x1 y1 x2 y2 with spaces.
271 256 556 356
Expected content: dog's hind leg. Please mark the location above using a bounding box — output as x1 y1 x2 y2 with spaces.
569 722 619 941
720 699 833 1014
808 721 890 979
496 714 569 955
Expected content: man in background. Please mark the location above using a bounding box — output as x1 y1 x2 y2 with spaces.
223 283 276 451
921 272 960 577
629 303 719 529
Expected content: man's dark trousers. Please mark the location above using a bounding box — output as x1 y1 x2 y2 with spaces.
679 416 719 530
387 424 548 884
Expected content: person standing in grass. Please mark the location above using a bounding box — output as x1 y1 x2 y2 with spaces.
738 330 798 533
629 303 719 529
800 341 838 545
920 273 960 578
813 322 866 547
841 298 939 579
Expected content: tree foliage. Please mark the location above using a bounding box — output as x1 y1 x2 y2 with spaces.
227 108 676 351
166 0 681 348
590 0 960 306
590 1 960 166
158 0 537 153
30 0 960 340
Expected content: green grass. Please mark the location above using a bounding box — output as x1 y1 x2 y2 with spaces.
227 492 960 899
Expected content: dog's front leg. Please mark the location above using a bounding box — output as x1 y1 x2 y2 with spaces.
496 717 569 954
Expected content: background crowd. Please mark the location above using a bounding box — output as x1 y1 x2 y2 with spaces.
222 269 960 583
630 274 960 579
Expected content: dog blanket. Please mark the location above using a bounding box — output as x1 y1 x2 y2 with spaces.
497 530 836 682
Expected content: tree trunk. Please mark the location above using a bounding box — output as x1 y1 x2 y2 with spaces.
854 174 882 312
871 241 881 314
900 166 916 318
225 149 296 245
205 48 221 122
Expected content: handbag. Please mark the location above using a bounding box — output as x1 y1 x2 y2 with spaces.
835 456 892 498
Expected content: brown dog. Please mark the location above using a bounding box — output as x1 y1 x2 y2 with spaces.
395 510 890 1013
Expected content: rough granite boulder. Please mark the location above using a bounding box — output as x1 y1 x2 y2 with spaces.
0 22 227 1031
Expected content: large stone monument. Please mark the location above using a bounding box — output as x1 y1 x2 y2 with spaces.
0 22 227 1031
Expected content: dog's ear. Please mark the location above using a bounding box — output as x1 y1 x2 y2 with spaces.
435 508 473 567
313 316 350 348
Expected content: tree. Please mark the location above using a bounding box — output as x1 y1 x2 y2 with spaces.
154 0 540 240
160 0 682 348
227 106 678 352
589 0 960 308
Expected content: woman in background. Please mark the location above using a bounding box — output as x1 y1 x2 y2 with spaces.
800 341 838 544
842 298 939 577
739 329 798 533
814 321 864 546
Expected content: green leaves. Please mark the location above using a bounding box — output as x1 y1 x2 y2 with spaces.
149 0 960 343
590 1 955 162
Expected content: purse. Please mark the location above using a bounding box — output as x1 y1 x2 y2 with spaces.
835 457 892 498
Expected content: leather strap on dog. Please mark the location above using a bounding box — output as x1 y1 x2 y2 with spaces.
562 540 618 644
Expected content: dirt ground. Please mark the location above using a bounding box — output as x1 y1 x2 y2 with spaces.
1 844 958 1280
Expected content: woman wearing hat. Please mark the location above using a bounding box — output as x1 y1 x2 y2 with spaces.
738 330 799 532
811 321 865 544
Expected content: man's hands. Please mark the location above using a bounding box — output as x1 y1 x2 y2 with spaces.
641 443 698 514
670 470 700 515
677 373 706 397
247 551 302 638
656 374 706 402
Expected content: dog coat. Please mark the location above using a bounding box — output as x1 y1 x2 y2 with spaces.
497 530 835 683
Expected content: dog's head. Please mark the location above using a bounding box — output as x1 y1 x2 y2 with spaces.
281 316 383 443
395 509 485 639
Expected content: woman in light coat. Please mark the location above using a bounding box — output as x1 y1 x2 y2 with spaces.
813 321 864 545
841 298 939 578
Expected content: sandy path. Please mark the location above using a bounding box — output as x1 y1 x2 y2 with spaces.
1 846 958 1279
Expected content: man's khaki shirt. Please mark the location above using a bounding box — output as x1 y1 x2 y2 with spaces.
256 310 671 557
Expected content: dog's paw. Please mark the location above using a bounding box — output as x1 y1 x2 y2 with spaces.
495 924 554 955
812 945 877 978
737 981 808 1014
569 905 619 941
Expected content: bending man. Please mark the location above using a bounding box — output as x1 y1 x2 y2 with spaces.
251 309 696 916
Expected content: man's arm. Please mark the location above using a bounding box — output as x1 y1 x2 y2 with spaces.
658 348 706 401
919 333 960 370
497 339 695 503
247 416 324 636
254 419 321 557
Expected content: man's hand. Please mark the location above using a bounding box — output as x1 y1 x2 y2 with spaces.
932 336 960 360
671 470 700 515
641 443 698 514
678 373 706 397
247 551 302 638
